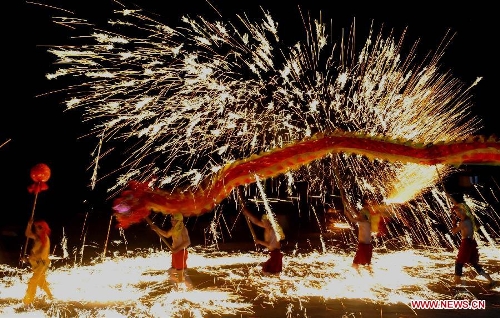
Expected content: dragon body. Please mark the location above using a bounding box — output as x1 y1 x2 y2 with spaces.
113 131 500 228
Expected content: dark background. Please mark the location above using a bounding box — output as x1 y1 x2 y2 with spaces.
1 1 499 263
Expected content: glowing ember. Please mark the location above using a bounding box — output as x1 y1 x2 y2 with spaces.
1 246 498 317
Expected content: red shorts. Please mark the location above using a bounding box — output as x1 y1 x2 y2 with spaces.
456 238 480 265
171 249 188 270
262 249 283 274
353 242 373 265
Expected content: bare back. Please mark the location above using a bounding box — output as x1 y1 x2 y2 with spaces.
357 220 372 244
458 218 474 239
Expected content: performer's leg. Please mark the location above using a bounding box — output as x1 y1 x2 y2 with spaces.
168 267 179 283
38 271 53 299
454 262 464 285
472 264 493 284
23 267 44 305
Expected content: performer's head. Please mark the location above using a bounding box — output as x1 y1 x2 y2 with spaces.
361 194 374 207
34 220 51 245
34 220 51 235
171 213 184 235
452 203 468 220
172 213 183 222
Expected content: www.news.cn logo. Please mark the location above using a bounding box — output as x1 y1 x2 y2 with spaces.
410 299 486 310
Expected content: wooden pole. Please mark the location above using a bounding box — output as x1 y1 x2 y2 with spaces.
435 165 454 206
236 187 257 243
332 158 354 219
145 216 173 250
23 185 40 257
102 214 113 259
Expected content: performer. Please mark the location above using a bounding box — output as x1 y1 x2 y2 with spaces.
150 213 193 288
451 199 496 289
242 205 285 274
22 218 53 305
343 195 374 274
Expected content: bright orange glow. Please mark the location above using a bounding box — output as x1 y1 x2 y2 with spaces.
1 246 498 317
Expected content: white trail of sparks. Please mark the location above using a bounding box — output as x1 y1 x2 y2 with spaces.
36 1 498 248
1 245 498 317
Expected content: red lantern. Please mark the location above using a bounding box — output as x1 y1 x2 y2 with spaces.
28 163 51 194
30 163 51 183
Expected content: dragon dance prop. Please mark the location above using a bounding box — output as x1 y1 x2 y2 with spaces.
112 131 500 228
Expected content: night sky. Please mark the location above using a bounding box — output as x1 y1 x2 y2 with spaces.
2 1 499 232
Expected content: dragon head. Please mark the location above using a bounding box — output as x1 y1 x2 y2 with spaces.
112 181 153 228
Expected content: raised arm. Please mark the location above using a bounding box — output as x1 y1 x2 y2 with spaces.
331 163 359 224
335 179 358 224
237 186 265 228
25 218 36 240
150 223 172 238
236 187 258 242
242 206 265 228
343 207 358 223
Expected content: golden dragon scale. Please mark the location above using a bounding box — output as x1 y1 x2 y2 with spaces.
112 132 500 228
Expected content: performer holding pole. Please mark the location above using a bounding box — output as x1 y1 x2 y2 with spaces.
238 188 285 274
22 218 54 305
21 163 53 305
149 213 192 288
22 163 51 263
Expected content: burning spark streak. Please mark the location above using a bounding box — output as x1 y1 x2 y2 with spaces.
36 1 500 248
1 246 498 317
43 2 478 196
18 4 499 317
